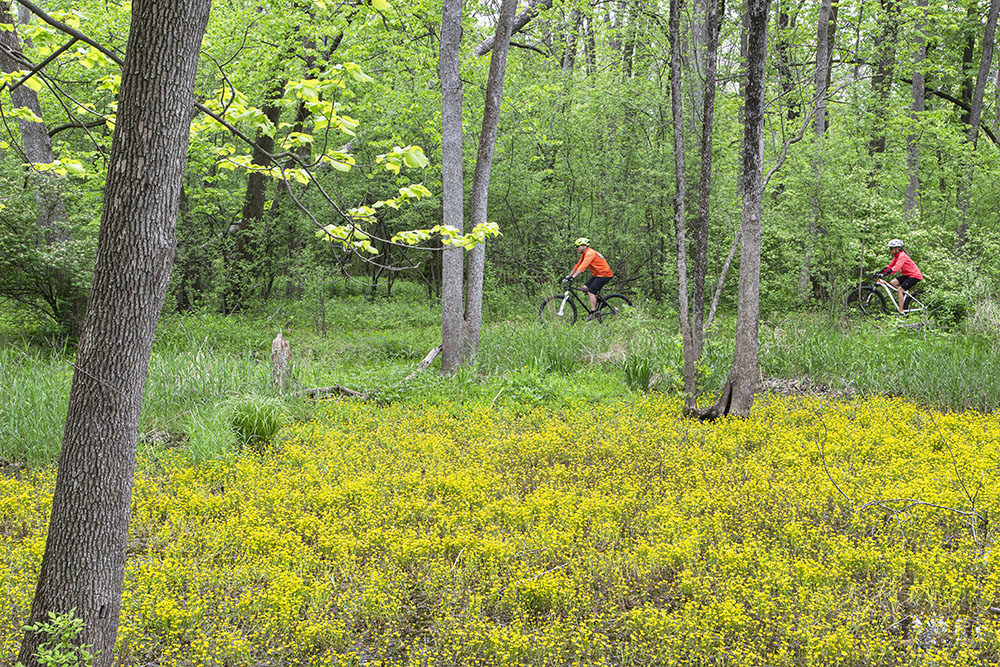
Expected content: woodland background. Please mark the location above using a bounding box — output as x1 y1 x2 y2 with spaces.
2 0 998 334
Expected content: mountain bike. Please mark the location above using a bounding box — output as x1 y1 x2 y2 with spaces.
538 283 632 324
845 278 932 319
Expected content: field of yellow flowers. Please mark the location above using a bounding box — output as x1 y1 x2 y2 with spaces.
2 395 1000 666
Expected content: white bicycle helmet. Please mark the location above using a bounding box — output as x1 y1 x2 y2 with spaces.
888 239 904 249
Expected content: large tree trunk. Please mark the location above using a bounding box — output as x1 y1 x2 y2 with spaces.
463 0 517 360
439 0 465 374
17 2 211 666
904 0 928 222
704 0 769 419
956 0 1000 251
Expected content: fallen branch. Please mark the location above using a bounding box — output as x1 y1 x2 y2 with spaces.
406 344 442 380
300 384 364 399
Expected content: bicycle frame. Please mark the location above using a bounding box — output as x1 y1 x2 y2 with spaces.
554 286 603 316
874 278 928 315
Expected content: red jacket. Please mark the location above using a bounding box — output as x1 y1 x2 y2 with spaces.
884 250 922 280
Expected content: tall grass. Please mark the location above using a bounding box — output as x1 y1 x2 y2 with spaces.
0 345 72 465
3 290 1000 466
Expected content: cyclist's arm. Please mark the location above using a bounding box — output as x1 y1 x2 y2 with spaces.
571 249 594 277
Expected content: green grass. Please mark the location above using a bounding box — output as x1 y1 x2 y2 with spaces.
2 286 1000 466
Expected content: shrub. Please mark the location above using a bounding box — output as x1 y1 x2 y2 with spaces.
623 351 656 392
229 394 286 451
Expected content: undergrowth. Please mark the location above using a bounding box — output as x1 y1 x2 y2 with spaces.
3 396 999 665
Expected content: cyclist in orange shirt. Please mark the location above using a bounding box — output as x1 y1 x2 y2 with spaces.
563 237 614 318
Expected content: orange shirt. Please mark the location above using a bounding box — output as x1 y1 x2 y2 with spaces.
572 247 613 277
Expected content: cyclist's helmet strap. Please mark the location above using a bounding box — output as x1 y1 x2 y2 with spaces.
888 238 904 249
575 237 590 247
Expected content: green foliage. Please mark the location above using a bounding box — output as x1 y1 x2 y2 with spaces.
622 351 656 392
229 394 286 452
17 609 94 667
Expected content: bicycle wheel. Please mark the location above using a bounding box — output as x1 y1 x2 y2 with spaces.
539 294 577 324
845 287 885 319
860 288 889 316
594 294 632 322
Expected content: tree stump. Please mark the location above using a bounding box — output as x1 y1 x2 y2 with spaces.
271 332 291 394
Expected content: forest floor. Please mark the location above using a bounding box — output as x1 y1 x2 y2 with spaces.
3 395 999 666
2 289 1000 665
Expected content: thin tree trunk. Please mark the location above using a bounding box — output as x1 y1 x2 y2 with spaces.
0 2 86 333
439 0 465 374
904 0 928 222
867 0 898 158
474 0 554 56
957 0 1000 251
17 1 211 665
692 0 720 364
803 0 834 302
0 2 67 242
669 0 696 413
463 0 517 360
775 0 799 120
704 0 769 419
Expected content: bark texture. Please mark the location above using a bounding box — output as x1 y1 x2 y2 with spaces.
17 1 211 665
956 0 999 249
668 0 695 412
0 2 67 241
439 0 465 374
463 0 517 360
904 0 928 222
704 0 769 419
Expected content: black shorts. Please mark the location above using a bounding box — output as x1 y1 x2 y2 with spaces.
899 276 921 291
584 276 612 293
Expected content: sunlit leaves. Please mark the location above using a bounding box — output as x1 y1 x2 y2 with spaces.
377 145 429 174
6 106 44 123
30 158 86 177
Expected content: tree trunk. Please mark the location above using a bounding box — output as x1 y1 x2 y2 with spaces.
904 0 928 222
0 2 86 333
692 0 720 365
868 0 899 158
0 2 68 242
802 0 835 301
956 0 1000 250
439 0 465 374
669 0 696 413
474 0 554 56
225 96 283 311
704 0 769 419
463 0 518 360
16 2 211 666
775 0 799 121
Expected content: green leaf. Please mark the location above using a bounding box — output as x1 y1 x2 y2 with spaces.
372 0 389 10
22 76 43 93
9 107 44 123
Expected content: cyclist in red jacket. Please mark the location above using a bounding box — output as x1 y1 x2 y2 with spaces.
563 237 614 318
874 238 923 314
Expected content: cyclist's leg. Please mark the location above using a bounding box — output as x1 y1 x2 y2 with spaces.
888 277 905 313
584 276 611 315
898 276 921 312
